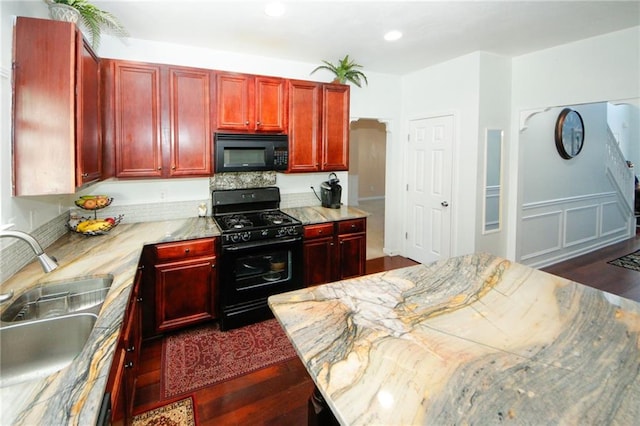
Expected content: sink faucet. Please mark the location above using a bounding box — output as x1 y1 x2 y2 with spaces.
0 230 58 273
0 229 58 297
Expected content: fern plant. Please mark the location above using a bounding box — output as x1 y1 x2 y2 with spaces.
311 55 368 87
45 0 128 49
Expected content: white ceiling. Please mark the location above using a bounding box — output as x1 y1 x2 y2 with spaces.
95 0 640 75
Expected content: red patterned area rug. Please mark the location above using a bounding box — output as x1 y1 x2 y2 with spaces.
161 319 297 398
131 395 197 426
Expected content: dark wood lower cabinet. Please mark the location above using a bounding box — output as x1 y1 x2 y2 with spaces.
155 255 217 333
303 218 366 286
141 237 218 338
106 265 143 425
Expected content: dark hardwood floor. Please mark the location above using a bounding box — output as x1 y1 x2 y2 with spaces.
132 243 640 424
542 233 640 302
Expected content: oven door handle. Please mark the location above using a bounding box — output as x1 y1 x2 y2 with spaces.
222 236 302 252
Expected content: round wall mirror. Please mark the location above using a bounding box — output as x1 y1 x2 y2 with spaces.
554 108 585 159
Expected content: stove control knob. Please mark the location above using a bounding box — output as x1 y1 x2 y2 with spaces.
287 227 298 235
276 228 286 237
230 234 240 243
242 232 251 241
261 229 269 237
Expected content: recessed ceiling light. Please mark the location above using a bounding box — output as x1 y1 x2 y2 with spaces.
384 30 403 41
265 2 286 17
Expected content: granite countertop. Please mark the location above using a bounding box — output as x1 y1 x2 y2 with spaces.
268 253 640 425
0 217 220 425
283 205 369 225
0 205 368 425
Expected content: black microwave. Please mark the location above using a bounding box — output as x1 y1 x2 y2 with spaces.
214 133 289 173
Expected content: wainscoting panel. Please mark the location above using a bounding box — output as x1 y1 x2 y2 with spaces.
520 211 562 260
601 201 628 236
564 204 598 247
520 192 632 267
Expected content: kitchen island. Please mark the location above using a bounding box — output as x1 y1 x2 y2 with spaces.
268 253 640 425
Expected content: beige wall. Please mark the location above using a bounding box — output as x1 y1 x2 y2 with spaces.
350 119 386 200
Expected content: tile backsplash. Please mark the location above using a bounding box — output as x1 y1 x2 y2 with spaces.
0 212 68 284
0 187 320 284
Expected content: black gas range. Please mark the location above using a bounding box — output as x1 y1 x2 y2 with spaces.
212 187 303 330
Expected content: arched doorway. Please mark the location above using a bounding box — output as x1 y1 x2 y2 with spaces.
349 119 387 259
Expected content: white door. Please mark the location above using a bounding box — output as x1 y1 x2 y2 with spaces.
406 115 454 263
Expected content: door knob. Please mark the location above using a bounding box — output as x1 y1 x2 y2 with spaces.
441 201 449 207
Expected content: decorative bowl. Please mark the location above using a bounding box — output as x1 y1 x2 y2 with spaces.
74 196 113 210
69 214 124 236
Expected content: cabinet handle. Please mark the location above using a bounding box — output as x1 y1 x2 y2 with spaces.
171 166 176 170
351 224 356 229
211 264 216 268
157 167 162 170
256 121 261 126
124 361 134 369
137 297 143 303
185 248 190 253
245 120 250 126
81 173 88 178
318 230 323 234
138 265 144 270
126 345 135 352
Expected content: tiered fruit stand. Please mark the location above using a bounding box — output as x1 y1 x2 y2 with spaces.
70 196 124 236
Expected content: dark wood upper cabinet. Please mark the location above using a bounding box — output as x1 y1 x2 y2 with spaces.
321 84 350 171
168 67 213 176
288 81 350 172
288 80 322 172
110 61 163 178
13 16 102 195
216 72 287 133
103 61 214 178
76 37 102 186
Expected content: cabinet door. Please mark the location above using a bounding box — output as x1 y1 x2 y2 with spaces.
122 268 142 419
155 256 217 333
76 36 102 186
337 233 366 280
254 76 287 132
168 67 213 176
113 62 163 177
13 17 76 195
288 80 321 172
107 267 142 425
303 237 335 286
107 344 127 425
322 84 350 171
216 72 252 131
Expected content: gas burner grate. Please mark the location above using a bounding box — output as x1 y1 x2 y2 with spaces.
260 212 291 225
222 215 253 230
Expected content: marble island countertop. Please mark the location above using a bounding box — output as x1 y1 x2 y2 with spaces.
268 253 640 425
0 205 367 425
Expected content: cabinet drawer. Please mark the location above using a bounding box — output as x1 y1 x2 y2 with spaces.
154 238 216 261
304 223 334 239
337 218 366 235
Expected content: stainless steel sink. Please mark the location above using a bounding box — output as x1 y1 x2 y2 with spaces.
0 313 98 388
0 275 113 322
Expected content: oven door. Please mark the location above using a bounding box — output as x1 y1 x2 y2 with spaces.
219 236 303 329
